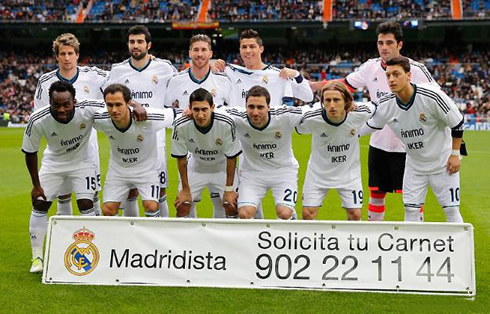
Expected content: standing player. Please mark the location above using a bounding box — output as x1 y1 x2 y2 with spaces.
94 84 177 217
313 21 438 221
105 25 177 217
165 34 233 216
34 33 108 216
226 86 309 220
298 82 375 221
23 81 104 272
165 34 231 109
364 57 464 222
216 28 314 108
172 88 241 218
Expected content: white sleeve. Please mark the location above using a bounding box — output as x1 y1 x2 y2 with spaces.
148 107 177 131
164 78 178 108
170 124 188 158
429 89 463 129
34 81 49 111
410 62 439 88
291 76 314 102
22 119 42 153
345 62 370 89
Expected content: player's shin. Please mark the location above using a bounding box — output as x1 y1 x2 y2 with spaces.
368 191 386 221
404 204 422 222
254 203 264 219
93 193 101 216
210 192 225 218
159 195 169 217
443 206 463 223
123 196 139 217
56 196 72 216
30 208 48 260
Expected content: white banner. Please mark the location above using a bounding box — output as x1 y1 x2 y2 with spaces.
43 217 476 295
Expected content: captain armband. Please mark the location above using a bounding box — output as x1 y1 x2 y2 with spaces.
451 119 464 138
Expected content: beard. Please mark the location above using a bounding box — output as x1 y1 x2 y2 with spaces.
131 50 147 61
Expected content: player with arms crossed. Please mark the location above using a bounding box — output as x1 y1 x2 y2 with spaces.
313 22 437 221
364 57 464 222
23 81 105 273
105 25 177 217
227 86 309 220
94 84 177 218
165 34 233 216
172 88 241 218
298 82 375 220
34 33 108 216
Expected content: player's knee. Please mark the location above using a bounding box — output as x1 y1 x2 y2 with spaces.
127 188 139 199
77 198 94 211
143 201 158 212
238 207 255 219
103 203 119 216
276 207 293 220
346 208 361 221
302 207 318 220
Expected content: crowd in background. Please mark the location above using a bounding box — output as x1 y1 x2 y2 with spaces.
1 0 488 22
1 46 488 124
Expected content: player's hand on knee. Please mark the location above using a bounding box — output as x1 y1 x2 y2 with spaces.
222 191 238 215
175 190 192 211
31 186 46 206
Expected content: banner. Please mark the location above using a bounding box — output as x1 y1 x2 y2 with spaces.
43 217 475 296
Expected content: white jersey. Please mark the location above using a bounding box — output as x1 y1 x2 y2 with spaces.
165 68 232 109
22 100 105 171
34 66 108 110
171 112 242 173
225 64 297 108
366 83 463 175
93 107 176 177
346 57 437 152
297 103 375 188
105 58 177 109
226 106 305 171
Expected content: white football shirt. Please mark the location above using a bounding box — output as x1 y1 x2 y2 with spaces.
165 68 231 109
22 100 105 171
346 57 438 152
366 83 463 174
93 107 176 177
297 103 375 188
225 106 306 171
171 111 242 173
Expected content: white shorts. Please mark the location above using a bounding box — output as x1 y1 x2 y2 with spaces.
39 163 97 202
303 176 363 209
238 168 298 210
403 169 460 208
103 170 160 203
180 168 239 202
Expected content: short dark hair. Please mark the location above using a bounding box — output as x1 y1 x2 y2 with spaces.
127 25 151 43
240 29 263 46
103 83 131 103
190 34 212 50
246 85 270 105
376 21 403 43
386 56 411 73
322 81 353 111
49 81 76 102
189 88 214 107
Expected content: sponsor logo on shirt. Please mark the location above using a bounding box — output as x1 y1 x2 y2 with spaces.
109 135 116 141
124 79 130 84
236 79 242 84
189 138 195 143
183 90 188 96
244 133 251 138
50 132 58 137
320 132 328 138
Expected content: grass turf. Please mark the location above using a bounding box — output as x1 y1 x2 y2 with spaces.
0 127 488 312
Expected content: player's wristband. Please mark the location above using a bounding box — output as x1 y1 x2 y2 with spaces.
451 149 461 156
224 186 234 192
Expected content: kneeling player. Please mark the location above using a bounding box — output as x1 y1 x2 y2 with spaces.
94 84 177 217
23 81 105 272
172 88 241 218
298 82 374 220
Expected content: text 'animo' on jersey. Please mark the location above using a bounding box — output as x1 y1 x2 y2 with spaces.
345 57 438 153
171 112 242 173
366 83 463 175
297 103 375 188
93 107 176 177
34 66 108 110
105 58 177 109
225 106 305 171
165 68 232 109
22 100 106 171
224 64 294 108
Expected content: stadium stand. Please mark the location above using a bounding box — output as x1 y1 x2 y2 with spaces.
0 0 488 22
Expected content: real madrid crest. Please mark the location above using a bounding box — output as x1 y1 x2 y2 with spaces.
275 131 282 139
137 135 144 142
419 112 427 123
152 75 158 85
216 138 223 146
350 128 356 136
83 85 90 94
210 88 217 97
80 123 86 130
64 227 99 276
262 76 269 84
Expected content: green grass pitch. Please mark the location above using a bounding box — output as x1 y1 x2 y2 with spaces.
0 128 488 312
